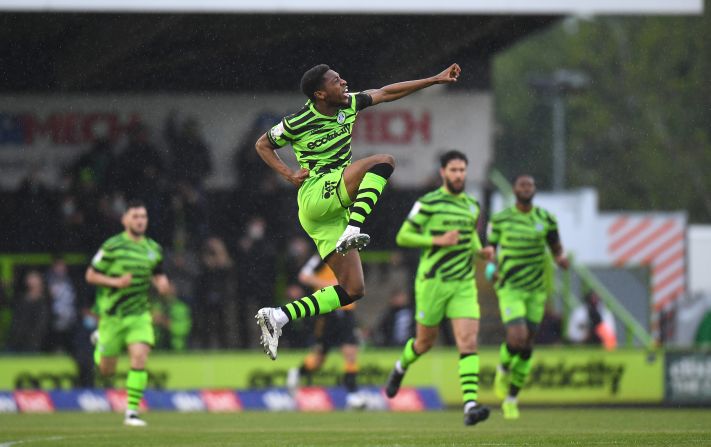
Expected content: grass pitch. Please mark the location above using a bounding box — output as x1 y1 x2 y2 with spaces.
0 408 709 446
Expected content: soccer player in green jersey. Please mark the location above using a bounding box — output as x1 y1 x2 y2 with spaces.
384 150 492 426
254 63 462 360
486 175 568 420
85 200 170 427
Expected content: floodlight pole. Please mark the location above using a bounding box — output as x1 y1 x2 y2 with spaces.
528 69 589 192
552 93 566 192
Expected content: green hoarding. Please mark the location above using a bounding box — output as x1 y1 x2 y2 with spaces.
0 347 663 405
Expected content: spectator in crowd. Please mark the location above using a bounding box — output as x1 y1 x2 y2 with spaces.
534 302 563 345
567 291 617 350
45 257 96 387
170 181 210 250
164 249 200 309
71 137 116 195
8 270 50 352
235 216 276 347
114 123 165 197
233 113 280 193
45 256 78 353
373 289 413 347
194 237 236 349
12 170 58 250
283 236 312 284
164 111 212 188
153 283 192 351
113 123 169 232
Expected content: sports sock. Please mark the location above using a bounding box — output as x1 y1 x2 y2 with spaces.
126 368 148 412
499 342 520 371
343 360 359 392
347 163 393 228
280 285 354 321
93 345 101 367
510 348 533 397
398 338 422 370
459 352 480 406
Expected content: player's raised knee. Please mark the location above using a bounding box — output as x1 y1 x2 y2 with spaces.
381 154 396 167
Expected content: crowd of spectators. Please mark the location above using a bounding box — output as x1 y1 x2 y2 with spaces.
0 114 421 358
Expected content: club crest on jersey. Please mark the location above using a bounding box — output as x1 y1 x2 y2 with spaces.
147 250 156 260
337 111 346 124
322 180 338 199
535 223 544 232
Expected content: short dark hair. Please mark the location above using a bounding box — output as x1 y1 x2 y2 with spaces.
440 150 468 168
300 64 330 100
125 199 146 213
514 174 534 184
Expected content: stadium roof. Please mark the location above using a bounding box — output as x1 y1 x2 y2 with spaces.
0 0 703 15
0 13 560 92
0 1 701 93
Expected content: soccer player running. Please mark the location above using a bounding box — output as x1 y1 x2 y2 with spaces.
85 200 170 426
486 174 568 419
286 253 366 409
254 62 462 360
384 150 492 426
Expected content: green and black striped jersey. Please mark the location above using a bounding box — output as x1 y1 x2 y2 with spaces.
402 187 483 281
267 93 372 176
488 206 559 292
90 232 163 317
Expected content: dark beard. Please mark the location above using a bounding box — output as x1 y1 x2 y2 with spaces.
516 195 533 205
445 178 465 194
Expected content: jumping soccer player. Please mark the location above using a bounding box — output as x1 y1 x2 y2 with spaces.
86 200 170 426
286 253 365 409
384 150 491 426
486 174 568 419
254 62 461 360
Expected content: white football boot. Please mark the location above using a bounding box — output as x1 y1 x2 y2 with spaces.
335 225 370 255
256 308 283 360
124 410 147 427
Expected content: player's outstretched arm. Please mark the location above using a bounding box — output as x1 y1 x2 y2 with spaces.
255 133 309 187
365 63 461 106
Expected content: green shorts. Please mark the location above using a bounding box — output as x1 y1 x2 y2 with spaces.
297 168 354 258
496 287 548 325
414 277 480 327
97 312 155 358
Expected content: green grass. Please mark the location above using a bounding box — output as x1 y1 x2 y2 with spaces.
0 409 709 446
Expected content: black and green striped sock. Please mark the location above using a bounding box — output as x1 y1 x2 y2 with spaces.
280 285 354 321
347 164 392 228
398 338 422 370
459 353 480 405
499 342 520 371
126 368 147 411
510 348 533 396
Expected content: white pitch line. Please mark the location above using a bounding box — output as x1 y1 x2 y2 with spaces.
0 436 64 447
